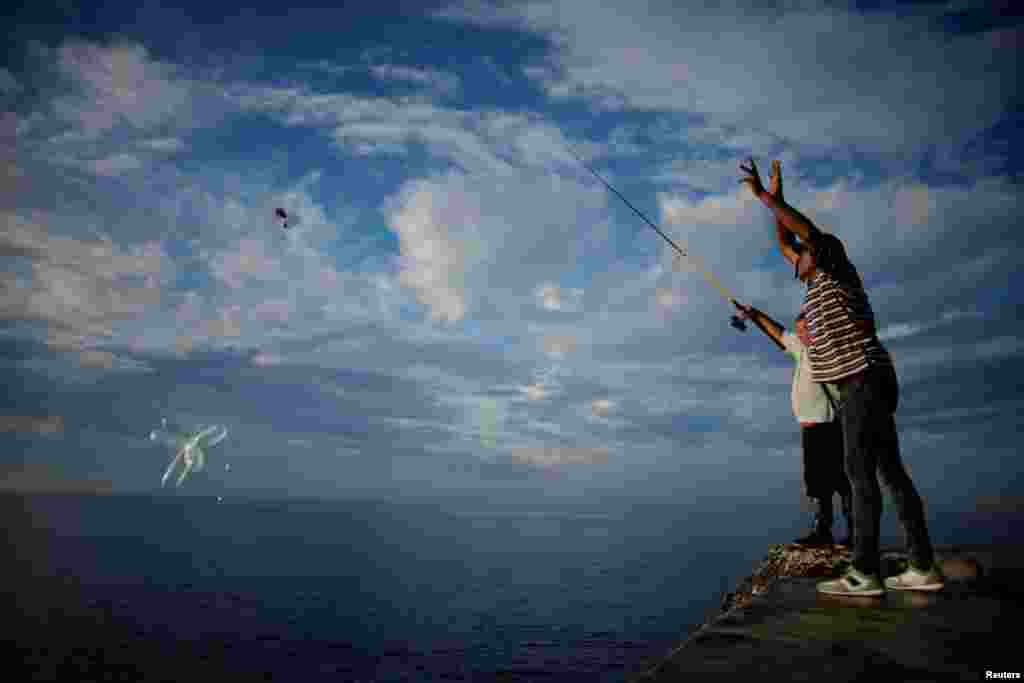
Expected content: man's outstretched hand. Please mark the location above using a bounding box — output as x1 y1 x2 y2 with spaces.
739 158 766 197
733 300 754 320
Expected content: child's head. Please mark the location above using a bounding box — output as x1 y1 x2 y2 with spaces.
795 311 811 346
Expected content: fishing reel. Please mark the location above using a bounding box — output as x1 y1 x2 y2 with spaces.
730 315 748 332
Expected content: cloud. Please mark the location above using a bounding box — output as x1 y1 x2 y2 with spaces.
383 174 483 322
523 383 549 401
87 152 145 176
591 399 615 416
49 41 193 139
436 1 1017 157
655 287 685 315
252 353 283 367
207 238 285 290
0 415 64 435
660 192 753 227
542 334 577 358
3 29 1017 505
137 137 185 152
77 349 154 371
509 446 610 467
369 64 462 96
877 309 984 342
175 335 194 355
535 282 583 311
0 212 167 351
203 305 242 339
234 83 581 174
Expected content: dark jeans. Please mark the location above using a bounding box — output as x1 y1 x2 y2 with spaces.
801 421 852 528
839 363 934 575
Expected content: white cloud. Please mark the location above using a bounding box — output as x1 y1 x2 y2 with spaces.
523 383 549 401
203 304 242 339
88 153 145 176
5 29 1017 501
542 335 577 358
252 353 283 367
383 174 490 323
535 282 584 312
137 137 185 152
208 238 284 290
77 349 154 371
253 299 292 324
50 42 192 139
234 83 581 176
510 447 610 467
0 213 167 350
369 64 462 96
437 1 1016 157
660 192 752 227
876 308 984 342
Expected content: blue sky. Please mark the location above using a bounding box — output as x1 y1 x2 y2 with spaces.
1 0 1021 511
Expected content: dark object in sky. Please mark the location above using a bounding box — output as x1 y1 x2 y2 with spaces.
275 208 290 229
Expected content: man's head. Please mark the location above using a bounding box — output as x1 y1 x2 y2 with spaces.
795 311 811 346
795 233 847 282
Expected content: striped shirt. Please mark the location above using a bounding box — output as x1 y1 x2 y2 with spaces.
802 233 893 383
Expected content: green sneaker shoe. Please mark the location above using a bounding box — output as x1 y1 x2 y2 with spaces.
817 567 885 597
884 564 945 592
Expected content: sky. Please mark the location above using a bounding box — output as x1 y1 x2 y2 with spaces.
1 0 1021 512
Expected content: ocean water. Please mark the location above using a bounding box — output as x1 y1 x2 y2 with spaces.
2 491 1013 681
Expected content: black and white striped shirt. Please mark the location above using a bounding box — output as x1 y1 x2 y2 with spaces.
802 233 892 383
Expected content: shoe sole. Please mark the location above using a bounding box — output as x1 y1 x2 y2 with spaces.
884 582 944 592
817 588 884 597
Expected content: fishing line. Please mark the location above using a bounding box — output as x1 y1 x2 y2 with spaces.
564 145 747 331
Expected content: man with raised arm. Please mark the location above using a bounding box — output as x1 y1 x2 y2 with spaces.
739 158 944 596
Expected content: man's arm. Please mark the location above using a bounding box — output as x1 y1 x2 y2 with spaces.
767 161 800 266
734 302 787 352
758 192 822 245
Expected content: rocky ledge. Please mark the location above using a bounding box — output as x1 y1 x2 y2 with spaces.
719 543 856 613
630 544 1015 682
718 542 988 614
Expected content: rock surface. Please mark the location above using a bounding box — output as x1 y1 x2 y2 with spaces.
720 542 854 612
630 544 1021 682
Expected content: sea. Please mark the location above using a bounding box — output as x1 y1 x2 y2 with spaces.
2 491 1014 681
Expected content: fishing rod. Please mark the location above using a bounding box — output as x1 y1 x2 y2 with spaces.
566 146 747 332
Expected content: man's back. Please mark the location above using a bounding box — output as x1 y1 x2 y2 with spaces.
802 233 893 383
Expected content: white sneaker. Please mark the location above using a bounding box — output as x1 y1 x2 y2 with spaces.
817 567 885 597
884 564 945 592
